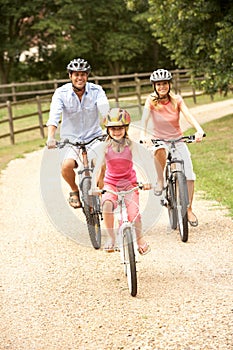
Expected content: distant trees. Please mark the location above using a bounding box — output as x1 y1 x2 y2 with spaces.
0 0 170 84
1 0 233 94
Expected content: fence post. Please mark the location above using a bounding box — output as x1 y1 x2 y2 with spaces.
192 87 197 104
7 100 15 144
11 83 17 102
112 79 119 107
173 70 179 94
134 74 142 115
36 95 45 138
53 80 58 90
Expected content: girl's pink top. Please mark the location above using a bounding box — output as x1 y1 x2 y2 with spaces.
104 145 137 187
147 95 183 139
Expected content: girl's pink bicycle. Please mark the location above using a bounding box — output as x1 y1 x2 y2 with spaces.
95 183 150 297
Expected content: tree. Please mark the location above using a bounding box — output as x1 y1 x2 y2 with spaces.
146 0 233 93
0 0 59 84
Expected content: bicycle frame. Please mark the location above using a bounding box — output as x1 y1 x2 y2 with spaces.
100 185 144 297
56 135 106 249
152 136 195 242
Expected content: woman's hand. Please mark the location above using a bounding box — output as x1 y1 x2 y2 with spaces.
195 131 205 143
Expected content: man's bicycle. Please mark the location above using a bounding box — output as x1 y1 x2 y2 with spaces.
57 135 106 249
95 183 150 297
152 135 205 242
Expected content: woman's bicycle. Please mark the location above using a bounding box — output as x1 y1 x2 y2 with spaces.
152 135 205 243
57 135 106 249
95 183 149 297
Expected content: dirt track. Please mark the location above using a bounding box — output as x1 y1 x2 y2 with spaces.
0 99 233 349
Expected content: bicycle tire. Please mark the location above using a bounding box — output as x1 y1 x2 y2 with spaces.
175 172 189 242
167 177 177 230
123 227 137 297
81 177 101 249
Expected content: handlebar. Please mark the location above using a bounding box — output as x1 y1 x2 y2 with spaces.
56 134 107 149
90 183 152 196
151 133 206 145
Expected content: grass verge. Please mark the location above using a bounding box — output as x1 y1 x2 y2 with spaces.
186 114 233 217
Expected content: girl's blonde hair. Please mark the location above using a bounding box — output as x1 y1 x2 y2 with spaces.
105 129 132 153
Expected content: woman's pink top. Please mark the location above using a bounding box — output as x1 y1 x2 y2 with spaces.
104 145 137 188
147 95 183 139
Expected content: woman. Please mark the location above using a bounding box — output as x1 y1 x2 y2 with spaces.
140 69 205 227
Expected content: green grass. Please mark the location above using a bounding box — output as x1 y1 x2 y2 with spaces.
186 114 233 217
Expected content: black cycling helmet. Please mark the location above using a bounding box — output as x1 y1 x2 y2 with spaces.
67 58 91 74
150 69 172 83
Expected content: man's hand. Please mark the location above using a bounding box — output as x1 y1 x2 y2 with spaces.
46 137 57 149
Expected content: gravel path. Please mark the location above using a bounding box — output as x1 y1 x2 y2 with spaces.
0 99 233 350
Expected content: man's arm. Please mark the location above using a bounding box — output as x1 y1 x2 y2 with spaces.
46 125 57 148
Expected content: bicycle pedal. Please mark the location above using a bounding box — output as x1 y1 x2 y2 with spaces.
161 199 168 207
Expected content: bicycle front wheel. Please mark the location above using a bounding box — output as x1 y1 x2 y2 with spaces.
82 177 101 249
175 172 189 242
123 227 137 297
167 177 177 230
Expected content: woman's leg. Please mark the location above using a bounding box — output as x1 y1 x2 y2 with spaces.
187 180 198 225
154 148 166 194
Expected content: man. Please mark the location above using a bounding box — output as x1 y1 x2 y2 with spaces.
46 58 110 208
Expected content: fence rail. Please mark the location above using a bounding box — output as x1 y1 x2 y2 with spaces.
0 70 204 144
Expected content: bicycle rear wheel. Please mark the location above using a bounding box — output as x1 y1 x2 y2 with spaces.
81 177 101 249
175 172 189 242
123 227 137 297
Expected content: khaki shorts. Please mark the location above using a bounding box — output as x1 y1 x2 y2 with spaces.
152 141 196 181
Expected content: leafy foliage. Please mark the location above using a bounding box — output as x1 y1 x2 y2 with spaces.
146 0 233 94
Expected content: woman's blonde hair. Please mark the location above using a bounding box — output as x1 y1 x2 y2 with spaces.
150 90 179 110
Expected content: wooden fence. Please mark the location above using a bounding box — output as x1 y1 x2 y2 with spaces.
0 70 204 144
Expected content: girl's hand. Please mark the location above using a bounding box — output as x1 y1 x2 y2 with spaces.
142 183 152 190
89 187 100 196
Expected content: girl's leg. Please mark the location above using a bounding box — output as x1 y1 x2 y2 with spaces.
127 191 150 255
102 200 115 251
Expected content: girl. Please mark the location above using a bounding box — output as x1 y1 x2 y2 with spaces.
91 108 151 254
140 69 205 227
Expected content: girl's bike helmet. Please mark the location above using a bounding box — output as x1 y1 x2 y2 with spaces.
67 58 91 73
104 108 131 127
150 69 172 82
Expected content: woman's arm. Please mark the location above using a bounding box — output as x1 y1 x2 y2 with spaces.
180 100 205 141
131 142 157 187
140 97 151 141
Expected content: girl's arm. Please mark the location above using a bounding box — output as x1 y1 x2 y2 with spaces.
91 142 106 190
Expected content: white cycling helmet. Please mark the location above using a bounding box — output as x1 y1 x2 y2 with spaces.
67 58 91 73
150 69 172 82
